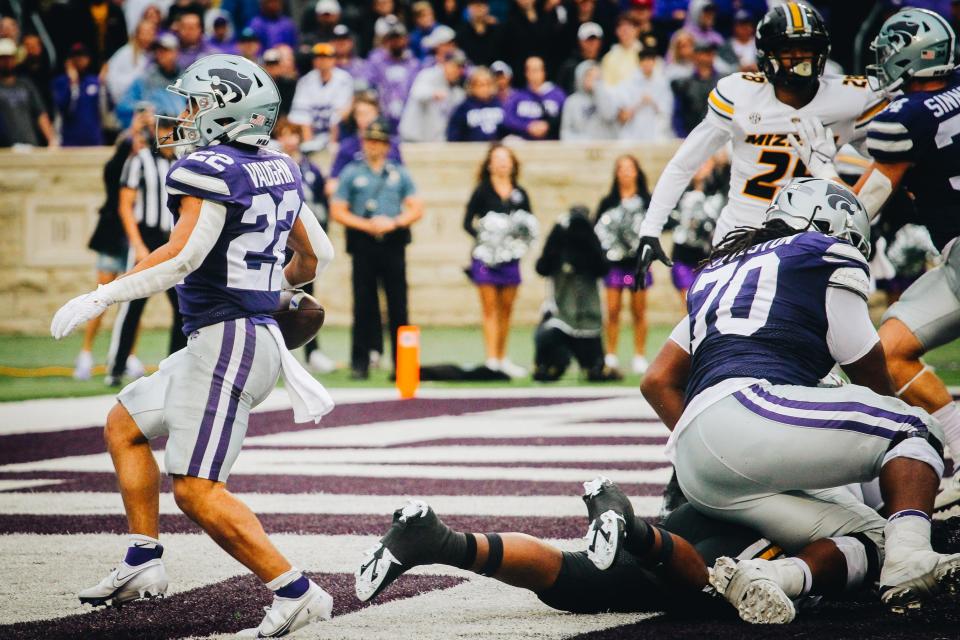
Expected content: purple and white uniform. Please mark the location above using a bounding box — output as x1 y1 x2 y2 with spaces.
118 143 308 483
663 231 943 552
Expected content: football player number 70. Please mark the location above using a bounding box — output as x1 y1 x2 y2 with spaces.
690 252 781 351
226 190 300 291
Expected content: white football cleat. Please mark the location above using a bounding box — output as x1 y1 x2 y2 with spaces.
73 350 94 381
604 353 619 370
935 472 960 514
238 581 333 637
78 559 168 607
710 557 796 624
880 550 960 613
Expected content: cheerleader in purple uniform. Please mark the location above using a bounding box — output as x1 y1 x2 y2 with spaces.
594 156 652 375
463 144 531 378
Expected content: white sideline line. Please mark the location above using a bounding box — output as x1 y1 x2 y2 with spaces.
0 387 641 435
0 493 661 517
0 479 63 491
0 455 672 484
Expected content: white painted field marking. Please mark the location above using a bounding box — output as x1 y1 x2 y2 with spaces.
0 493 661 517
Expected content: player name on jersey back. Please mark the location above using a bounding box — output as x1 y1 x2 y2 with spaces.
242 158 297 189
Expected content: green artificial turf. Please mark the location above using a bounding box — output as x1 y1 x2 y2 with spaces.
2 324 960 402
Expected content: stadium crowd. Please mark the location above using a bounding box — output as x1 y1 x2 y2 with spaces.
1 0 921 148
0 0 954 383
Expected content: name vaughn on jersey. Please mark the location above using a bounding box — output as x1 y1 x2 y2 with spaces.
242 158 296 188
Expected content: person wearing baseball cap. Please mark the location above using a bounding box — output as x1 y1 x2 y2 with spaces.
0 37 57 147
490 60 513 103
330 115 424 380
53 43 104 146
399 49 466 142
718 8 758 71
115 33 184 128
288 41 353 145
235 27 262 61
300 0 340 44
457 0 503 67
366 15 419 127
330 24 366 78
558 21 604 94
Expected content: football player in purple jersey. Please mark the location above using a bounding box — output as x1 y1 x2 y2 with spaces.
637 178 960 623
857 8 960 513
51 54 337 636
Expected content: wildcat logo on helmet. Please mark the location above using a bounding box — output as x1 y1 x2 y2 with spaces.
885 20 921 49
204 68 254 104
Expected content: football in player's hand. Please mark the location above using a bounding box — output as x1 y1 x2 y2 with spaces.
272 289 325 349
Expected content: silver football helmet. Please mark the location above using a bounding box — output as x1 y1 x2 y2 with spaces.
764 178 871 259
157 54 281 156
866 8 956 95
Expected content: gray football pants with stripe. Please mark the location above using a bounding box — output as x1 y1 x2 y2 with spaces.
674 382 943 553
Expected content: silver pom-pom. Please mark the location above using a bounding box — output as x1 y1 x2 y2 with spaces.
594 196 646 262
473 210 540 265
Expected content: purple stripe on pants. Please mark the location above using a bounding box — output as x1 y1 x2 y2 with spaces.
188 320 237 477
749 385 928 434
209 319 257 480
733 389 900 440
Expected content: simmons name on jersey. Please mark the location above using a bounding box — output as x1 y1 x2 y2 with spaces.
684 231 869 402
166 144 305 333
707 71 885 233
867 70 960 250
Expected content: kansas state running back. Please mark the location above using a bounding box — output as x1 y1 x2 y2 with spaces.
644 178 960 623
50 55 336 637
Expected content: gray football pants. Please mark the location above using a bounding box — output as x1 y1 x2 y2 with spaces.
674 382 943 553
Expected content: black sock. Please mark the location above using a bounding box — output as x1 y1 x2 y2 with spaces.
479 533 504 576
434 526 474 570
624 516 656 556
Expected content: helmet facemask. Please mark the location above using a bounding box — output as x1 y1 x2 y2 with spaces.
759 40 829 89
155 84 217 158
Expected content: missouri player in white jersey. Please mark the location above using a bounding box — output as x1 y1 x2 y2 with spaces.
634 2 886 281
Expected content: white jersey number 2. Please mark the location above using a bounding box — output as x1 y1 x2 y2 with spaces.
690 252 780 351
226 190 300 291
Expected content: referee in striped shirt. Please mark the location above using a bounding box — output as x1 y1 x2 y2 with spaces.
105 119 186 386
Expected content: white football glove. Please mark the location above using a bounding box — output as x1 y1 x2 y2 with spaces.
50 287 113 340
787 117 840 181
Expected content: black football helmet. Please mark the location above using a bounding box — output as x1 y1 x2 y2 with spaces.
756 2 831 89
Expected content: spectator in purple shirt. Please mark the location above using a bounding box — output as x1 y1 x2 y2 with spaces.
176 12 218 68
685 1 725 50
332 24 367 79
248 0 298 49
447 67 504 142
53 43 103 146
206 14 237 54
328 92 403 186
235 27 263 62
502 56 565 140
364 16 420 128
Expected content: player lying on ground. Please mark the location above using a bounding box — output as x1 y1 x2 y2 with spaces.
791 8 960 513
50 54 337 637
354 480 960 620
636 177 960 624
632 2 886 280
355 478 775 617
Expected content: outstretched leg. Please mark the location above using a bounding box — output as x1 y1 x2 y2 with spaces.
355 499 709 606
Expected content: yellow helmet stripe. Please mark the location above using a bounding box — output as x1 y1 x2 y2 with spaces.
788 2 804 33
